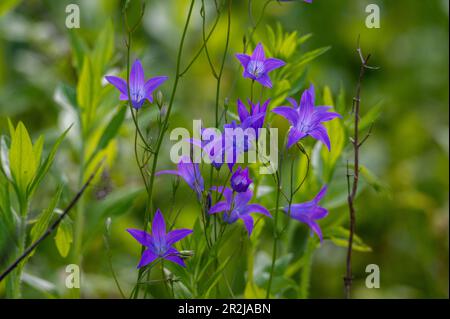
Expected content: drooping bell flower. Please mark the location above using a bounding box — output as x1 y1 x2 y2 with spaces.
127 209 193 268
272 84 341 150
105 59 168 109
235 43 285 88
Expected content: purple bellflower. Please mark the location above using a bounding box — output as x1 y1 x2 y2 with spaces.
105 59 168 109
272 84 341 150
230 166 252 193
127 209 193 268
235 43 285 88
209 186 271 236
237 99 269 138
156 156 204 200
283 185 328 242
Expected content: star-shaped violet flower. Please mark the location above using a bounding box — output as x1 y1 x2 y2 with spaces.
272 84 341 150
105 59 168 109
156 156 204 200
235 43 285 88
127 209 193 268
209 186 271 236
283 185 328 242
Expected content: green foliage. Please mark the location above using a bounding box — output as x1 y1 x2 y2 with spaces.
54 215 73 258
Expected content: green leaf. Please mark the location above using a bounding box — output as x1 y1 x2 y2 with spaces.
67 30 88 73
28 126 71 197
54 215 73 258
77 56 95 129
327 226 372 252
92 21 115 77
320 87 346 182
30 186 63 245
32 135 44 167
201 255 232 298
86 106 126 166
9 122 37 200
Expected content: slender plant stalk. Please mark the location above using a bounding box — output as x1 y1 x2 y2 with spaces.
266 171 281 298
344 39 377 298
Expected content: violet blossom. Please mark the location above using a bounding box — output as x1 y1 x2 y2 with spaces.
237 99 269 138
235 43 285 88
209 186 271 236
127 209 193 268
283 185 328 242
272 84 341 150
156 155 204 200
105 59 168 109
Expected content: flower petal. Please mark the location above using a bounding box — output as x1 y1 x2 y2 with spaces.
286 127 306 148
251 43 265 61
209 201 229 214
234 189 253 208
246 204 271 217
127 228 153 247
256 73 272 88
130 59 145 94
300 84 315 114
144 76 168 102
235 53 251 68
314 185 328 203
240 214 254 236
237 99 250 122
164 247 186 267
105 76 128 95
272 106 298 126
166 228 193 246
308 124 331 151
137 249 158 268
264 58 285 73
152 209 166 246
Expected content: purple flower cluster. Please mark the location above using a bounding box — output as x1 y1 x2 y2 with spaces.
120 41 338 270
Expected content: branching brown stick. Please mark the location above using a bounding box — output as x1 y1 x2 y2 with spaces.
0 159 105 283
344 38 378 298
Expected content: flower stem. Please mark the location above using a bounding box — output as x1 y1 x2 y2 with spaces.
266 172 281 298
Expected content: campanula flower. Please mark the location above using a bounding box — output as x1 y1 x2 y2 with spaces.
105 59 168 109
230 166 252 193
209 186 271 236
156 156 204 200
127 209 193 268
272 84 341 150
283 185 328 241
237 99 269 138
235 43 285 88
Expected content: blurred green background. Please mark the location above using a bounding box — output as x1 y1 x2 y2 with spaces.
0 0 448 298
